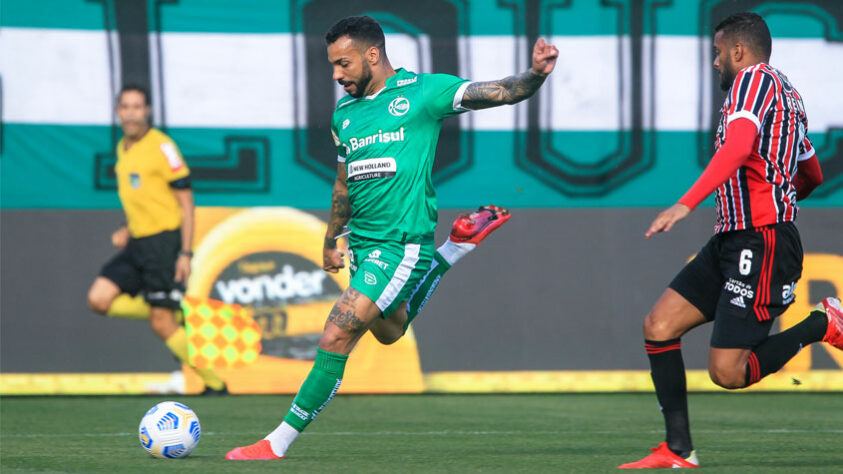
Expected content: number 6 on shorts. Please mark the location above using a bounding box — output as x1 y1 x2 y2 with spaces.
739 249 753 275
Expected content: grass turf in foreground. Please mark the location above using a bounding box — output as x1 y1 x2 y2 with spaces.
1 393 841 473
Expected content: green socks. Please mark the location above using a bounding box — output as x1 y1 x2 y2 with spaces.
283 348 348 432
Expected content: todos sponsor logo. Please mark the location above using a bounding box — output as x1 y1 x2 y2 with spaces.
724 278 754 299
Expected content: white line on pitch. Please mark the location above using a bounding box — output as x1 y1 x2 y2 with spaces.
3 428 842 439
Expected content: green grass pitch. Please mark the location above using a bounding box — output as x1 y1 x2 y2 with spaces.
1 393 841 472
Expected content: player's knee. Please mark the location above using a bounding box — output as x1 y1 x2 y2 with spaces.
372 329 401 345
708 366 745 390
87 291 111 314
147 309 175 337
643 311 677 340
318 327 355 353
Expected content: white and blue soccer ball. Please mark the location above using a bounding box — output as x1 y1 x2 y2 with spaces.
138 401 201 459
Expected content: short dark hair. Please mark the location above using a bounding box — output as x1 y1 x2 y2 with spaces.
325 15 385 51
715 12 772 61
118 84 151 105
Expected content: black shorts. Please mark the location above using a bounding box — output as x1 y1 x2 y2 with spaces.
669 222 803 349
100 229 184 309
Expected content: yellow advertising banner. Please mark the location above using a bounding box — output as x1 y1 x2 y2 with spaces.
183 207 424 394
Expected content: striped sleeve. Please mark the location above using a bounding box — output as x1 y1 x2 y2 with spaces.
726 66 776 133
797 135 815 162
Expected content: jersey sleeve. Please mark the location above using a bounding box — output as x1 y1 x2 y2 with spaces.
159 140 190 181
725 67 776 133
797 135 815 162
421 73 472 119
331 113 349 163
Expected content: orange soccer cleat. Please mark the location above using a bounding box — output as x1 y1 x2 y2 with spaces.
449 205 511 245
619 442 699 469
819 297 843 350
224 440 284 460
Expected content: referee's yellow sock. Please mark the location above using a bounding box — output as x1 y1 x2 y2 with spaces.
106 294 150 319
165 327 226 391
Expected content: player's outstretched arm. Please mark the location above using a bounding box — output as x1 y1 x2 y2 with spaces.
645 118 757 239
461 38 558 110
324 163 350 273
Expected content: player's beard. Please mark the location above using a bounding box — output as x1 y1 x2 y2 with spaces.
347 63 374 98
719 56 736 91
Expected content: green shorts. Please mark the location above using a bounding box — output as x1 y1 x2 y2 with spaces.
348 234 435 318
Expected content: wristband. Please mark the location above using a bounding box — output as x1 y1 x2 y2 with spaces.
179 250 194 257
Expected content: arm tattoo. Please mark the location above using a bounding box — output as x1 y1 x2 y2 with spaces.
461 70 548 110
325 178 351 249
327 288 368 334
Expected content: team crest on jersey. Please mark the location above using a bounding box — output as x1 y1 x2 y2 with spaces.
130 173 141 189
388 97 410 117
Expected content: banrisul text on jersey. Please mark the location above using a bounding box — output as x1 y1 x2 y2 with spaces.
330 68 470 242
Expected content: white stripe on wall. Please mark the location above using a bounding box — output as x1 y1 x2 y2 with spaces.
1 28 114 125
155 33 294 128
770 38 843 134
2 28 840 133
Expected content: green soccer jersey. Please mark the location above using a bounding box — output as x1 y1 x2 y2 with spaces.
331 68 470 242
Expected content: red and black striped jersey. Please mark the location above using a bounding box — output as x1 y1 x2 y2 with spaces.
712 63 815 234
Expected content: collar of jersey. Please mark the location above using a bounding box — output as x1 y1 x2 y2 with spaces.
362 68 411 100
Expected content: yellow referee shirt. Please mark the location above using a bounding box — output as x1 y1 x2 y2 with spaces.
116 128 190 238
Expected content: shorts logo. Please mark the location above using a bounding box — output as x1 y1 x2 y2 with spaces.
130 173 141 189
388 97 410 116
730 295 747 308
364 271 377 285
782 282 797 304
724 278 754 299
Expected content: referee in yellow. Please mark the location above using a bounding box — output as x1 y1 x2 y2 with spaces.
87 85 226 395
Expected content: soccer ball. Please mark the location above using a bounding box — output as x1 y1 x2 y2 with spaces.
138 401 201 458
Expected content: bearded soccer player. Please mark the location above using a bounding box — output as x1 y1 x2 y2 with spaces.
620 13 841 469
86 85 227 395
225 16 558 460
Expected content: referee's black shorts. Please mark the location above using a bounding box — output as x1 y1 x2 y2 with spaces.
100 228 183 309
669 222 803 349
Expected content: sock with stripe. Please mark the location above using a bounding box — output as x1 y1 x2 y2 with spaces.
645 338 693 458
280 348 348 451
405 239 474 329
164 326 226 391
106 294 150 319
745 310 828 386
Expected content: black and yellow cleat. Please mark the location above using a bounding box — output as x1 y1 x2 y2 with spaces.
200 384 230 396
